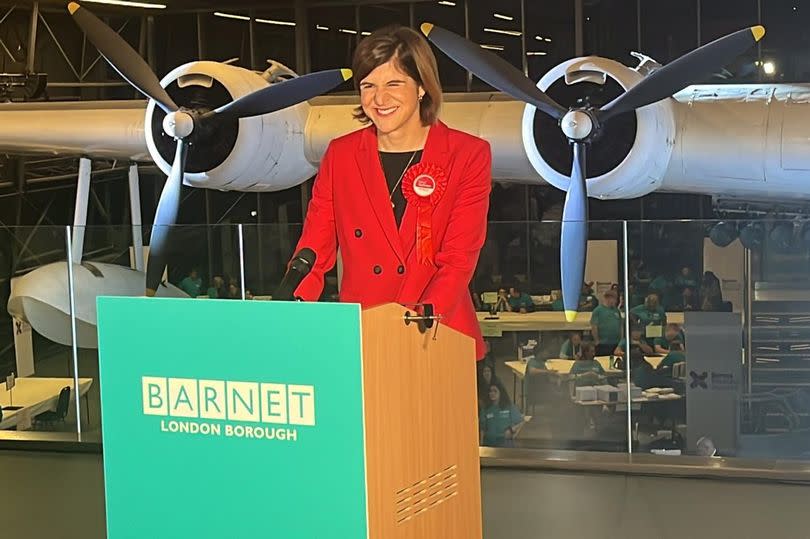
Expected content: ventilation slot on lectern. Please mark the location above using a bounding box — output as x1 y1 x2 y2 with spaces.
394 464 459 525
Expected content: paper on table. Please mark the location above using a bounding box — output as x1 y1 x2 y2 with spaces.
645 325 663 338
16 408 32 431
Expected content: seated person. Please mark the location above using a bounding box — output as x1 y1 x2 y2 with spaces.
630 294 667 347
628 346 665 390
615 322 654 356
680 286 699 311
550 290 564 312
493 288 511 312
179 268 203 297
579 282 598 312
527 355 548 376
477 363 502 410
657 340 686 376
654 323 685 354
570 342 606 386
508 286 534 313
559 331 584 359
479 383 525 448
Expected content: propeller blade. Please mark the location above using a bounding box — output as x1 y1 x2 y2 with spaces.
145 140 187 296
420 23 566 120
204 69 353 121
560 142 588 323
68 2 178 114
599 25 765 122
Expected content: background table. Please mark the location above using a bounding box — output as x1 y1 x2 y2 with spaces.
0 377 94 430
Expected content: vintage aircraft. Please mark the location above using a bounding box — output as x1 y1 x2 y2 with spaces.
6 2 810 347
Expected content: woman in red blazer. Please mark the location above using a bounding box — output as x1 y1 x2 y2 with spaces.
292 24 492 360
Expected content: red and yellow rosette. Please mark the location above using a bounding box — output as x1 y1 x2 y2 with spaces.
401 162 448 266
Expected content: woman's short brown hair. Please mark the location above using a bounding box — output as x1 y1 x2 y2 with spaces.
351 24 442 125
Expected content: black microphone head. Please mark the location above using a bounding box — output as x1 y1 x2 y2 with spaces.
274 247 318 301
296 248 316 267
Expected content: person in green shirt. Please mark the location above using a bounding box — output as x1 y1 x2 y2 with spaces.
570 342 606 387
654 323 685 354
630 294 667 347
507 286 534 313
629 347 664 390
206 275 225 299
657 340 686 376
591 289 622 356
615 320 654 357
179 268 202 298
674 266 699 295
559 331 583 359
479 383 525 447
551 290 564 312
578 282 598 312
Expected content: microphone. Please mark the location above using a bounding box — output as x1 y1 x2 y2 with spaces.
274 248 317 301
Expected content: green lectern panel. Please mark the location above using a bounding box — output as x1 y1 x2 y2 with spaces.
96 297 368 539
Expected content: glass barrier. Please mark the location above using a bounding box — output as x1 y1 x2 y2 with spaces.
70 224 243 442
4 218 810 469
627 218 810 461
475 220 631 453
0 226 79 439
240 224 305 300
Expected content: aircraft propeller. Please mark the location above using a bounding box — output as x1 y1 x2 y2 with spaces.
68 2 352 295
421 22 764 321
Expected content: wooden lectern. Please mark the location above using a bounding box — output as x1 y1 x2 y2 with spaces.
95 297 481 539
362 303 483 538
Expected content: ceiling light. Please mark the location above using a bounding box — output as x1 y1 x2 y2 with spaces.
339 28 357 35
214 12 250 21
483 28 521 36
493 13 513 21
82 0 166 7
438 1 456 5
361 31 371 36
316 25 329 31
763 61 775 75
255 18 295 26
526 51 547 56
544 37 552 42
480 44 504 51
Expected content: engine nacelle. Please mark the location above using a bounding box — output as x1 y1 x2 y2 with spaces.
144 61 316 192
521 57 677 199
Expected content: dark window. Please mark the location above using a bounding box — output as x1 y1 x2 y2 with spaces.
640 0 698 65
761 0 810 82
468 0 524 92
308 6 357 93
701 0 760 83
584 0 638 64
413 0 467 91
525 0 576 82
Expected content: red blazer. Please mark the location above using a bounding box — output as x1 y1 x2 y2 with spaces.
293 120 492 360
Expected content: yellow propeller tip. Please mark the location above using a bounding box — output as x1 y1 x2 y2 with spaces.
420 23 434 36
564 310 578 323
340 68 353 81
68 2 80 14
751 25 765 42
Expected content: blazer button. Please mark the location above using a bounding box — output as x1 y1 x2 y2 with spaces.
397 265 405 274
354 229 363 238
373 265 382 275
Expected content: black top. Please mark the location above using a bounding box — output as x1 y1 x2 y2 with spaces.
379 150 423 227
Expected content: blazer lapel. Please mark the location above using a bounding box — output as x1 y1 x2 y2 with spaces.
399 120 451 259
356 126 405 263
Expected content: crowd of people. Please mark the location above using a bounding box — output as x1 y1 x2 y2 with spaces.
475 266 714 448
176 269 255 300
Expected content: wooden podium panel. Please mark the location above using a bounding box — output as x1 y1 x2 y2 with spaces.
361 304 482 539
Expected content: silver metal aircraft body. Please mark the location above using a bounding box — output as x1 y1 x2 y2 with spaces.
8 31 810 348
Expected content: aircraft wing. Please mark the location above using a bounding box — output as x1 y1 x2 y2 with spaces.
0 99 149 160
